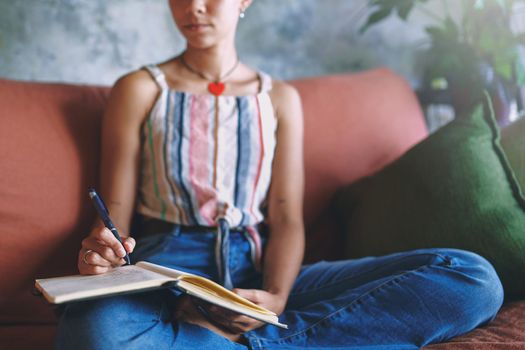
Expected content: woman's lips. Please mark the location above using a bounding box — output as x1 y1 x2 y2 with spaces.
184 23 211 32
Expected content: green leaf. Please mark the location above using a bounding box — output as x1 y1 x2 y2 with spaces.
425 26 443 38
474 0 485 9
430 77 448 90
516 33 525 46
494 62 513 81
397 1 415 20
359 7 394 33
443 17 459 39
516 59 525 86
496 0 514 11
425 22 459 46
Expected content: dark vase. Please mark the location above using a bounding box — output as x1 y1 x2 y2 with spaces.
449 62 515 126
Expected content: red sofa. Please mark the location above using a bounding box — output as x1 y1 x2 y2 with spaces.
1 69 524 349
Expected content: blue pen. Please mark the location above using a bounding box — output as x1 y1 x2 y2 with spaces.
88 188 131 265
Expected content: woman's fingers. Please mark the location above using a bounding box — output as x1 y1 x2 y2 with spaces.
123 236 136 253
192 299 260 333
83 227 132 261
77 249 112 275
91 227 128 258
77 227 135 275
79 263 111 275
82 249 112 267
211 312 258 333
210 309 255 329
82 237 124 265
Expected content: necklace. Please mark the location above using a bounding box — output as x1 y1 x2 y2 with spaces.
180 55 240 96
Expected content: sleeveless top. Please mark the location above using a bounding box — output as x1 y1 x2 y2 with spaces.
137 64 278 229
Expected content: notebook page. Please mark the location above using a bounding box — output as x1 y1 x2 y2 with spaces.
35 265 172 303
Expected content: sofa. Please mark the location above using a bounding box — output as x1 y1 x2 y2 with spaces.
1 68 524 349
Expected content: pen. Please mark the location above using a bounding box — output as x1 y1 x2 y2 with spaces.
87 187 131 265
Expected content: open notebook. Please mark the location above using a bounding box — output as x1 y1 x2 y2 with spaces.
35 261 287 329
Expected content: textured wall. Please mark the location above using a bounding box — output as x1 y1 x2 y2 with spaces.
0 0 438 86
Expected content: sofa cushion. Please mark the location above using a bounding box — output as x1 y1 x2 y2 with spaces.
289 69 428 261
0 79 110 323
423 300 525 349
0 324 57 350
334 99 525 297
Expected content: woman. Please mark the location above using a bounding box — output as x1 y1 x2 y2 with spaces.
56 0 504 349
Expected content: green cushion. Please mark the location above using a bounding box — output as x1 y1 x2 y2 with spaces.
334 98 525 297
501 116 525 191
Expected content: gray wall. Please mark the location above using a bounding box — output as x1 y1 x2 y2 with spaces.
0 0 439 87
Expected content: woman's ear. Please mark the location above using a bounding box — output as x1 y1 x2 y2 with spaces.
240 0 253 13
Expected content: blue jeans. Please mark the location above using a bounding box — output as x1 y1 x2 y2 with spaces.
55 223 503 350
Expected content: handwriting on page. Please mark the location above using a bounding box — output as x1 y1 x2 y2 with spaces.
38 266 170 297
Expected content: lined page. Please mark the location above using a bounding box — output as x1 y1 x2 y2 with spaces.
35 265 172 303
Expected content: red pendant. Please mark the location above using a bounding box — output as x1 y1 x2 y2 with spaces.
208 82 225 96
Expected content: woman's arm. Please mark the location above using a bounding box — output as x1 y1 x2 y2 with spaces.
258 81 305 310
78 70 158 275
98 71 156 232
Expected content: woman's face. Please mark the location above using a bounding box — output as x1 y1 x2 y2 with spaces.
169 0 249 49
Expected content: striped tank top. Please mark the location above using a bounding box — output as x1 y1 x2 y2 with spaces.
137 64 277 229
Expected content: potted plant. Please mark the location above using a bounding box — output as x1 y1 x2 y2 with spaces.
361 0 525 125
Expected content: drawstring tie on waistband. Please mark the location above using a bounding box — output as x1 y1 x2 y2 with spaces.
216 219 232 290
215 218 263 290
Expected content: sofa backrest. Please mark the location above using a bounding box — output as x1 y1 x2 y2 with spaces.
289 68 427 261
0 80 109 323
0 68 427 325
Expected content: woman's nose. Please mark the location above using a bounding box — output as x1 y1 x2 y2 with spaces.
188 0 206 15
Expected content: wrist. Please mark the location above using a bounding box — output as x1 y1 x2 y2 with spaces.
267 288 288 298
265 289 288 314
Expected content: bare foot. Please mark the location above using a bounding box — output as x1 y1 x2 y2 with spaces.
174 296 243 343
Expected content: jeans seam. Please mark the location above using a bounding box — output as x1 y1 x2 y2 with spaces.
288 252 451 299
258 263 435 344
247 336 263 350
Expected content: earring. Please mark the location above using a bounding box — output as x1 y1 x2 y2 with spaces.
239 10 245 18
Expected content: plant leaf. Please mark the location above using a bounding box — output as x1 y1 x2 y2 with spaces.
493 61 514 81
397 1 415 20
475 0 485 9
359 7 394 34
494 0 507 10
516 33 525 46
516 59 525 86
443 17 459 39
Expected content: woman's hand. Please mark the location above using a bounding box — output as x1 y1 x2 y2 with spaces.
77 226 136 275
194 288 287 334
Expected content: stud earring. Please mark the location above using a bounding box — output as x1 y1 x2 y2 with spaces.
239 10 245 18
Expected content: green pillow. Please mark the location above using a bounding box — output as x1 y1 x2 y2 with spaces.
501 116 525 190
334 98 525 297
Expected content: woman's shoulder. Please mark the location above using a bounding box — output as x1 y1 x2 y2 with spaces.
103 68 162 124
269 79 300 99
112 68 159 97
268 79 302 121
107 68 160 112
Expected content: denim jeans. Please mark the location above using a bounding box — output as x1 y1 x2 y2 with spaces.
55 222 504 350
